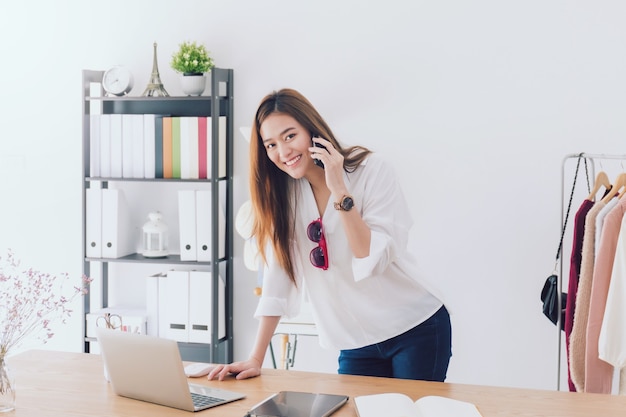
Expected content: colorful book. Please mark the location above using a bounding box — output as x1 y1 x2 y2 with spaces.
171 117 181 179
154 116 164 178
162 117 173 178
198 117 208 179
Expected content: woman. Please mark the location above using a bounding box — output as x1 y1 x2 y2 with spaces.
208 88 451 381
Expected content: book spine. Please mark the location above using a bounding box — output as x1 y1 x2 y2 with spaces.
154 116 164 179
89 114 101 177
162 117 173 179
179 117 190 179
131 115 145 179
109 114 123 178
198 117 207 179
143 114 156 179
188 116 199 179
171 117 181 179
121 114 134 178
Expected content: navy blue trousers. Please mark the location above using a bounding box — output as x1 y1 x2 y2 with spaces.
337 305 452 381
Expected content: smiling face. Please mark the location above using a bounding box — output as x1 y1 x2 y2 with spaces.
260 112 318 179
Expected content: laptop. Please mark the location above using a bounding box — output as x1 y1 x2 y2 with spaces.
96 327 246 412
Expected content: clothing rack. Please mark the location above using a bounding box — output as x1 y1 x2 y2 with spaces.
558 152 626 391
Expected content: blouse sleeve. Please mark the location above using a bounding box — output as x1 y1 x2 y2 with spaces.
351 156 413 281
253 244 302 319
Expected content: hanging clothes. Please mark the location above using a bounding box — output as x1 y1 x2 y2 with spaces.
557 155 626 394
565 199 594 392
569 201 605 392
599 207 626 393
584 197 621 393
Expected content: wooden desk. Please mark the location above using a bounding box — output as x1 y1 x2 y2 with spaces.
7 350 626 416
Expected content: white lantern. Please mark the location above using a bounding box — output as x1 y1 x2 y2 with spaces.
142 211 168 258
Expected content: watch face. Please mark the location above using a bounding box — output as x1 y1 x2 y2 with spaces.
102 66 133 96
341 196 354 211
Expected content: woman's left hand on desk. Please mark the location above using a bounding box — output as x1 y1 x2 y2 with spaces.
207 358 262 381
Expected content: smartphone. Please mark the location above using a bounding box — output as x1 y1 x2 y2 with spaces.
312 137 326 169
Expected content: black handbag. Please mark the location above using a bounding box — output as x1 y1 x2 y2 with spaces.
541 274 567 327
541 153 589 329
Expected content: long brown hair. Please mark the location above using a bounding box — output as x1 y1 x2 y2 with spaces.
250 88 371 284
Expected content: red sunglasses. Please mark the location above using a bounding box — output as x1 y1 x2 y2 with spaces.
307 218 328 270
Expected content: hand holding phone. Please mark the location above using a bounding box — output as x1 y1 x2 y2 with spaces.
312 137 327 169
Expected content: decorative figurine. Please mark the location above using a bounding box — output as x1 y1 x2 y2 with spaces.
142 42 169 97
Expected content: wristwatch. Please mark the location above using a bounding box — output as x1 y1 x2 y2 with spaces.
334 195 354 211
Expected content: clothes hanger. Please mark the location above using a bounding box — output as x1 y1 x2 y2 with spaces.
586 170 611 201
601 172 626 203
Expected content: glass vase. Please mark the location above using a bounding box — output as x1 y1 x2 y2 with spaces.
0 357 15 412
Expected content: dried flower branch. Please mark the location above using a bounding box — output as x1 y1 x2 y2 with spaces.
0 250 92 357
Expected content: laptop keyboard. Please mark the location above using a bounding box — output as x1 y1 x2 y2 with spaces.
191 392 225 408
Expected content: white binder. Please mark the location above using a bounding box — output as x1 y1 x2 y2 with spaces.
99 114 111 178
109 114 123 178
101 189 134 259
195 189 213 262
189 270 225 343
179 117 191 179
158 273 168 337
143 114 156 179
121 114 134 178
132 114 144 178
89 114 101 177
85 187 102 258
198 189 227 261
179 117 199 180
145 272 165 336
178 190 197 261
164 270 189 342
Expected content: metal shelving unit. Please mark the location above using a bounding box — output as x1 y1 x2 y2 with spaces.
80 68 234 363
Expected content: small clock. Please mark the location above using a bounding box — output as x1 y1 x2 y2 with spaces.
102 66 133 96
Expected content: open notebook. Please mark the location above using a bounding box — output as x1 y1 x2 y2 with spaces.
96 328 245 412
354 393 483 417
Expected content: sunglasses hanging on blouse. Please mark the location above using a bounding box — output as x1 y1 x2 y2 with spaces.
307 218 329 270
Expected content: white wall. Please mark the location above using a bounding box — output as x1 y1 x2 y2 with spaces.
2 0 626 391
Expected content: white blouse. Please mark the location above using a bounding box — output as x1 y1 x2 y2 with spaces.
599 210 626 369
254 153 443 350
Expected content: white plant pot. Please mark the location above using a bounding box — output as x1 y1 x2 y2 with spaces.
180 74 206 96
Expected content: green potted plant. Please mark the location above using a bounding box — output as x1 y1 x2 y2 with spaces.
170 41 215 96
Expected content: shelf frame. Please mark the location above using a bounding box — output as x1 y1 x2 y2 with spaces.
81 68 234 363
